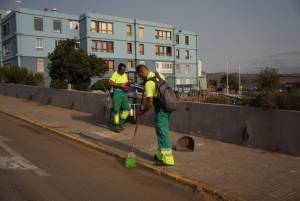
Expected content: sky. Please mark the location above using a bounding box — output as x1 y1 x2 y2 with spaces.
1 0 300 74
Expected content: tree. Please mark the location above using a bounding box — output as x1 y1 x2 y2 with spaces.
0 65 43 86
220 74 238 93
208 79 217 88
256 67 280 91
47 39 108 91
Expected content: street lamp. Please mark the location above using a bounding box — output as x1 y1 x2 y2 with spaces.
238 64 241 97
227 62 230 95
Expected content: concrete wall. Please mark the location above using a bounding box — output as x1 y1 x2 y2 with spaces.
0 84 108 116
1 84 299 157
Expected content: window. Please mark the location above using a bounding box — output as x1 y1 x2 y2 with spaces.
186 79 190 84
127 25 132 36
139 44 144 55
155 45 172 56
4 62 11 67
155 29 171 40
53 20 62 33
176 50 179 59
3 43 10 55
139 27 144 38
92 40 114 53
2 23 10 37
104 60 114 72
176 79 180 84
91 21 113 34
55 40 61 47
176 35 179 44
176 64 180 74
56 40 79 48
185 50 189 59
185 65 189 74
127 61 133 67
69 20 79 29
155 62 173 73
37 59 44 73
36 38 43 51
185 36 189 45
127 43 132 54
34 17 43 31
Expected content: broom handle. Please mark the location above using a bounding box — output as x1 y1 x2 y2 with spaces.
131 91 144 152
100 82 110 94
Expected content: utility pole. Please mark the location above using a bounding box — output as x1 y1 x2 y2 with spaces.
238 64 241 97
227 62 230 95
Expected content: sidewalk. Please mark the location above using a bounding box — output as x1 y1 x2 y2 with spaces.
0 95 299 201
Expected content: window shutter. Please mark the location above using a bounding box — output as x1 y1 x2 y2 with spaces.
37 59 44 72
108 42 113 53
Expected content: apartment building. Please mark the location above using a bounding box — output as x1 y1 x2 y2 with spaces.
1 7 198 88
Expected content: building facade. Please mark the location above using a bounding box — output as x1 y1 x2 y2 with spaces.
1 7 198 88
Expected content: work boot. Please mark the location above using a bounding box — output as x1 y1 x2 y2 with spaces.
119 124 124 131
114 127 121 133
154 154 161 161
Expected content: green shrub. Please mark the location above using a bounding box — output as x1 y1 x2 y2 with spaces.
90 80 111 92
203 96 230 104
50 80 68 89
0 65 44 86
240 91 300 111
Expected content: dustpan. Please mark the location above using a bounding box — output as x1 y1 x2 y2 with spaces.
176 107 195 152
176 136 194 151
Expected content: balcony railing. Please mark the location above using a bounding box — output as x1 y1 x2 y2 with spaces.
156 52 172 56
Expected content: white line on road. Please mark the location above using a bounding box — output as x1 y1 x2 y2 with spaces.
0 140 49 177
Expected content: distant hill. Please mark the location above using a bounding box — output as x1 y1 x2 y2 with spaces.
205 72 300 89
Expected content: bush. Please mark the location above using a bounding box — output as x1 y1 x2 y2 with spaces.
240 91 300 111
0 65 44 86
203 96 230 104
50 80 68 89
90 80 111 92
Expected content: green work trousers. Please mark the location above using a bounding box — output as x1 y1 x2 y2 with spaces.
154 105 175 165
113 95 131 129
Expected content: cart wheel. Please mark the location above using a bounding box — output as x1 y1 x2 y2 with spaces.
129 110 137 124
129 115 137 124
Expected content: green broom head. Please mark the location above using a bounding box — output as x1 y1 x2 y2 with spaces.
125 152 136 168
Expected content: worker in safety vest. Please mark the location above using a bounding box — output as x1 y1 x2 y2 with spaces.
135 64 174 166
109 63 131 132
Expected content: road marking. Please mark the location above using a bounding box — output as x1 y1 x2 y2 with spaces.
0 135 12 142
140 144 157 152
290 170 299 174
0 138 49 177
195 143 205 147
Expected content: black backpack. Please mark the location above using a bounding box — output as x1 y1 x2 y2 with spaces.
146 72 179 112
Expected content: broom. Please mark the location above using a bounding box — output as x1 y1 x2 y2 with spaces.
125 91 144 168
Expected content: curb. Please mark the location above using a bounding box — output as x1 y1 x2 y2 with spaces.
0 109 246 201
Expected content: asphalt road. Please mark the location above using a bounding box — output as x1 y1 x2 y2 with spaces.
0 113 211 201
